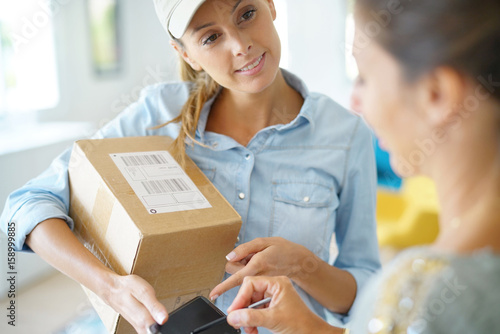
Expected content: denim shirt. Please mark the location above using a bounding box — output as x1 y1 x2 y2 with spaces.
1 70 380 328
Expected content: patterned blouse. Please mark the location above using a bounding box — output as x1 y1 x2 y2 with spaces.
350 247 500 333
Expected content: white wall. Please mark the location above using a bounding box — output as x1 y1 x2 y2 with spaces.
40 0 178 126
285 0 351 108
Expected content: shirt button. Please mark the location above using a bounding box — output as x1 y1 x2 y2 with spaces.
238 192 246 200
212 142 218 148
245 154 251 160
303 196 310 203
237 236 240 242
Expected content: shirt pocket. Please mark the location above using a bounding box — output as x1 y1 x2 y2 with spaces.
270 181 339 257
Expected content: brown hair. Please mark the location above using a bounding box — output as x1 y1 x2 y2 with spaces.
355 0 500 101
154 49 220 166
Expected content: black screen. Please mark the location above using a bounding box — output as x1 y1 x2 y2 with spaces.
158 296 241 334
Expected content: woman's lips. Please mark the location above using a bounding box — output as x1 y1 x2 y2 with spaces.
236 53 265 73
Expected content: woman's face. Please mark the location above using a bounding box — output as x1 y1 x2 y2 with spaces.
178 0 281 94
352 26 432 177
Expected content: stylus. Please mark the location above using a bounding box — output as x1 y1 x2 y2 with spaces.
246 297 273 309
190 297 272 334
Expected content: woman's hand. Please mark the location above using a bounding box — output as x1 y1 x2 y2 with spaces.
101 273 168 334
226 276 340 334
209 237 315 300
26 218 168 334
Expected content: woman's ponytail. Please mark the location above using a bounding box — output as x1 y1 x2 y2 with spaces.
155 55 220 167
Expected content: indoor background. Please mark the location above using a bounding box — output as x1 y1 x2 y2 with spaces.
0 0 438 333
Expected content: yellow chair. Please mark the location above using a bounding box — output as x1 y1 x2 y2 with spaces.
376 176 440 248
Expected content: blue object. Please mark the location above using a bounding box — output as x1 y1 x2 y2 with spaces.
373 136 402 190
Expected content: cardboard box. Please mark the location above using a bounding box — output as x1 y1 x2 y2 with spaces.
68 136 242 334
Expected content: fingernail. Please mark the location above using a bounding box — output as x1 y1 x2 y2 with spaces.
227 312 241 326
226 251 236 261
148 323 160 334
210 294 219 301
154 311 167 324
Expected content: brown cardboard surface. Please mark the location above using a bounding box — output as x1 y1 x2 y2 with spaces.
68 136 242 334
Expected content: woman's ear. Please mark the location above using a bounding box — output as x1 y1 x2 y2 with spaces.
169 40 202 71
417 67 466 127
266 0 277 21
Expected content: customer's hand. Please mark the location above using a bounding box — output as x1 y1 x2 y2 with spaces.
226 276 338 334
99 273 168 334
209 237 314 299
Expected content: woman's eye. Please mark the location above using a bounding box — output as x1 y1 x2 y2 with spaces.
241 9 256 22
202 33 219 46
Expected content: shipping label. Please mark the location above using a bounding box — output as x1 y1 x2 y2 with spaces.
110 151 211 214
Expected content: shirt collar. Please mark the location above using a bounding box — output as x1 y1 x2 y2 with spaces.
274 68 314 132
195 69 314 143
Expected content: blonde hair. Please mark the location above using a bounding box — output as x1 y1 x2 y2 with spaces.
154 53 220 166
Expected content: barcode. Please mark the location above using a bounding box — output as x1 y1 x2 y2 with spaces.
121 154 167 166
142 178 191 194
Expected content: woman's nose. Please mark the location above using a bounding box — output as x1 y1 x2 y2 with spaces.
230 30 252 56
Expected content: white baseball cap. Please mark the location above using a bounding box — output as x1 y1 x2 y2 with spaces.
153 0 206 39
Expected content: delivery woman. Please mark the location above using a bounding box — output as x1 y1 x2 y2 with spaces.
0 1 380 333
224 0 500 333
